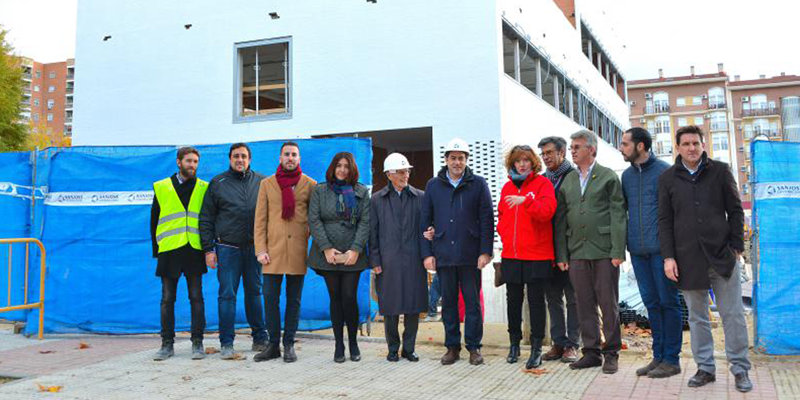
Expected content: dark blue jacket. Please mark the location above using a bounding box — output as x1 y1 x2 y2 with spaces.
621 154 669 256
420 166 494 267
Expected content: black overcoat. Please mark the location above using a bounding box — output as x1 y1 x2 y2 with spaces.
658 153 744 290
369 185 428 316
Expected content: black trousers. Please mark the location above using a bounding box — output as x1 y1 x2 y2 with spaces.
263 274 305 346
384 314 419 353
320 271 361 348
160 274 205 344
506 279 548 344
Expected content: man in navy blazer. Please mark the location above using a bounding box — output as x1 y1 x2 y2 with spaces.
420 138 494 366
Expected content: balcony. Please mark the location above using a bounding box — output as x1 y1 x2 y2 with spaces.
710 122 728 132
22 72 32 80
65 116 73 124
742 106 779 118
708 102 726 110
645 104 670 114
23 87 31 95
66 87 74 95
65 101 74 109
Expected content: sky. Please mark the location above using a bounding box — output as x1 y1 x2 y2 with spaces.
0 0 798 80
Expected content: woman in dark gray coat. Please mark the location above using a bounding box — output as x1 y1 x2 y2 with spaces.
370 153 428 362
308 152 370 363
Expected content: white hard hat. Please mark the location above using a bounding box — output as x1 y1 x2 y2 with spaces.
444 138 470 155
383 153 413 172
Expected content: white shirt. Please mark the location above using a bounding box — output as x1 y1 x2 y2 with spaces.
578 160 596 196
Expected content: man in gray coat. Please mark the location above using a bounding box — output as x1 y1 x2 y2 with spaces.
370 153 428 362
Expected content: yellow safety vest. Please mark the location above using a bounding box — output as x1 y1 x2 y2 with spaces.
153 177 208 253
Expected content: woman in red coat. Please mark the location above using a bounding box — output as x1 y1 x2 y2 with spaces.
496 144 557 369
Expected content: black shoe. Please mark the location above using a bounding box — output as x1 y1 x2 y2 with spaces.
334 342 346 363
387 351 400 362
253 343 281 362
401 350 419 362
283 344 297 363
349 342 361 362
251 341 268 352
636 359 661 376
687 370 716 388
191 341 205 360
507 344 521 364
647 363 681 379
734 371 753 393
525 339 543 370
153 343 174 361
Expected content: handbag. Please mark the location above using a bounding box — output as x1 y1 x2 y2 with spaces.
494 262 504 287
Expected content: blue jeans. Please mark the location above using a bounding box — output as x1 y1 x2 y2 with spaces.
216 244 267 346
428 273 441 315
631 253 682 365
438 265 482 351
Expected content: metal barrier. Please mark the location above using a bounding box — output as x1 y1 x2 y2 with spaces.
0 238 46 339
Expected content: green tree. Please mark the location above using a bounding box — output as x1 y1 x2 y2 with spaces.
0 25 28 152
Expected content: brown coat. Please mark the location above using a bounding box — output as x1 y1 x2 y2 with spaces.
253 174 317 275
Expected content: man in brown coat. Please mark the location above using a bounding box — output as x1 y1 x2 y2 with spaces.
253 141 317 363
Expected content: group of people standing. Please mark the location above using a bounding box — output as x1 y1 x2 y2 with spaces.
149 124 752 393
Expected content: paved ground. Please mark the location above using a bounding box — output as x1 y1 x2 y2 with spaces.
0 328 797 400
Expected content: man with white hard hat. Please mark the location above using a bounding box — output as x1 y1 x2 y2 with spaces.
420 138 494 366
369 153 428 362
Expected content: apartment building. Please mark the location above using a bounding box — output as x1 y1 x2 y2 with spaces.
19 57 75 137
730 73 800 208
627 64 734 166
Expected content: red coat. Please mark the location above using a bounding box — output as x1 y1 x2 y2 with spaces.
497 173 557 261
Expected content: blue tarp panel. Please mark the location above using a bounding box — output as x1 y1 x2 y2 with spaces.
0 138 374 335
751 140 800 355
0 152 35 321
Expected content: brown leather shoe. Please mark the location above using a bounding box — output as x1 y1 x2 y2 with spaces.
440 347 460 365
468 349 484 365
569 354 602 370
602 353 619 374
561 347 579 363
542 345 564 361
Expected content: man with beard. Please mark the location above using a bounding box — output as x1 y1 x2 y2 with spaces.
619 128 681 378
199 143 268 359
537 136 580 364
253 142 317 363
151 147 209 361
555 130 626 374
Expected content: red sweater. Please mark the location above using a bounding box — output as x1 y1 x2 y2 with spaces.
497 173 557 261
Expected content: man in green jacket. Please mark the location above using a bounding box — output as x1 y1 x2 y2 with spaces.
555 129 627 374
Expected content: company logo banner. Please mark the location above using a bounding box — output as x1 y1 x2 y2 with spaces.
753 182 800 201
44 191 154 206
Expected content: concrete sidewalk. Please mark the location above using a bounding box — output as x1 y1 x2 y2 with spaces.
0 330 797 399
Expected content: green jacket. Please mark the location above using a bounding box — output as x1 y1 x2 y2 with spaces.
307 182 371 272
555 162 627 263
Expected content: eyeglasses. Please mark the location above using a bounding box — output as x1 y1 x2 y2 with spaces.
539 150 557 157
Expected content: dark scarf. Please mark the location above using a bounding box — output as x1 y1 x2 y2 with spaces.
544 160 573 189
331 180 358 226
275 165 302 220
509 168 531 188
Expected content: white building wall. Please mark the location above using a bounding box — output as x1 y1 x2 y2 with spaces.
73 0 502 147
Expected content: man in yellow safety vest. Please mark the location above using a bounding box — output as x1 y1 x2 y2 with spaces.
150 146 209 361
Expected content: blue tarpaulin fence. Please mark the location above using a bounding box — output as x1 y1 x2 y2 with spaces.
751 140 800 355
0 138 374 336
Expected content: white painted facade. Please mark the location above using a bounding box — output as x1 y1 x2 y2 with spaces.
74 0 630 323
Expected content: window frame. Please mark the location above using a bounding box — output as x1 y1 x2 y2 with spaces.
232 36 293 124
